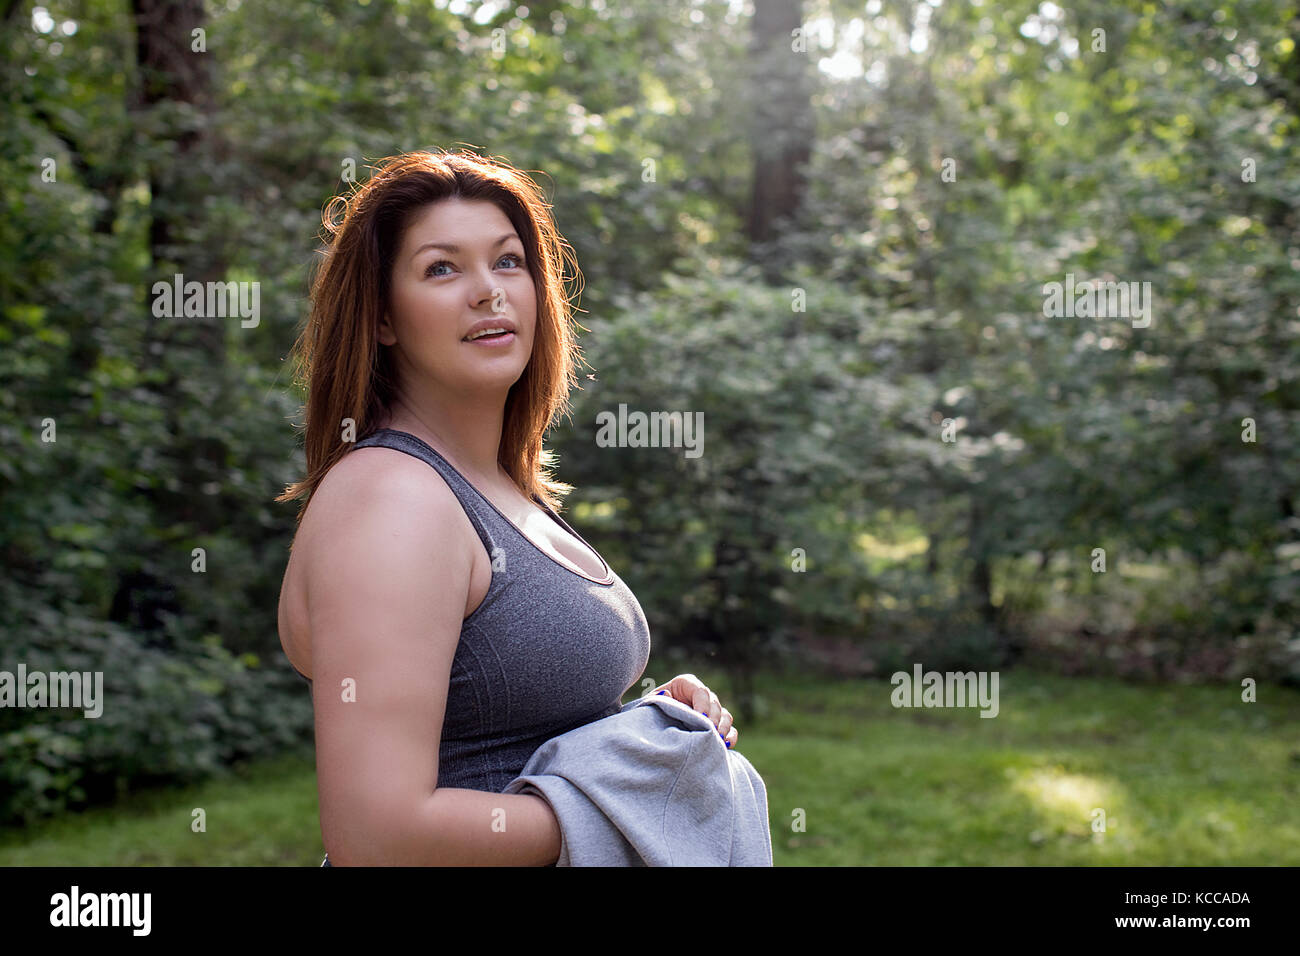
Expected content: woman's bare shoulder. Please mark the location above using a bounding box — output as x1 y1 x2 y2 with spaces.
297 443 467 554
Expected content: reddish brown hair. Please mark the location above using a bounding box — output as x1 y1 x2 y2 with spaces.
276 148 586 525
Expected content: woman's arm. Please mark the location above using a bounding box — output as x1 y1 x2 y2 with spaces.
404 788 561 866
305 449 559 866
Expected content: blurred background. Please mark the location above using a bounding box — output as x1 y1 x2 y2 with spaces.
1 0 1298 865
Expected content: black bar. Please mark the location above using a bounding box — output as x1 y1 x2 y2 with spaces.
0 865 1286 941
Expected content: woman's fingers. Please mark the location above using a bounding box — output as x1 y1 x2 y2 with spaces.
664 674 736 746
717 707 733 738
689 685 721 726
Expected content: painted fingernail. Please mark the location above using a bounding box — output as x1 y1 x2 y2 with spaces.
657 690 666 695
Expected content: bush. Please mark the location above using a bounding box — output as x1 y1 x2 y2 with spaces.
0 586 312 827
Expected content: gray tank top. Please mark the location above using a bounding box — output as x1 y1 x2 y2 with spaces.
292 427 653 807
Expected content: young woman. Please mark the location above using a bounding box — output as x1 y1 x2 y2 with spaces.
275 149 738 866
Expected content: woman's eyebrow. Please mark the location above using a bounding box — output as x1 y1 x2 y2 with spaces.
411 234 520 261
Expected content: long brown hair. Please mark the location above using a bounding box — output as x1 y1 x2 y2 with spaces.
276 148 585 527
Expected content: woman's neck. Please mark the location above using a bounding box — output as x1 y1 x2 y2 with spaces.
375 397 509 493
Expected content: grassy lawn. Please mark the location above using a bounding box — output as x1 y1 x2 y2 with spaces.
0 749 322 866
1 664 1297 865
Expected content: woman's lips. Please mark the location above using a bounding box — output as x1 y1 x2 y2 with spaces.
463 331 516 347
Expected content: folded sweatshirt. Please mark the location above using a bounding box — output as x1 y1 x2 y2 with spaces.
502 693 773 866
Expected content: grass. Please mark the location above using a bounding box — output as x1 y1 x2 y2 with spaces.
1 663 1297 865
745 665 1300 865
0 750 322 866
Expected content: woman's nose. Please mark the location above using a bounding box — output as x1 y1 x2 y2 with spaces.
477 283 507 312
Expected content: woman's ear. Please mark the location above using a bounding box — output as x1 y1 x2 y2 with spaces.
377 312 397 347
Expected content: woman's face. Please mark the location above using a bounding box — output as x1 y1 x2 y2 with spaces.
379 197 537 398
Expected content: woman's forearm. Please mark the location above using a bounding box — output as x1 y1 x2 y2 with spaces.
331 788 562 866
428 788 562 866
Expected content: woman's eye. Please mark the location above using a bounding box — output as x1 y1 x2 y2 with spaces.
425 254 524 278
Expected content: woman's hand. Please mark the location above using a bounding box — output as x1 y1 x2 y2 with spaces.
651 674 737 749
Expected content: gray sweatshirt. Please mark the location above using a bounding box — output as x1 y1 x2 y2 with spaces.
502 693 773 866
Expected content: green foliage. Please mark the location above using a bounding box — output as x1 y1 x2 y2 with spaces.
0 581 312 825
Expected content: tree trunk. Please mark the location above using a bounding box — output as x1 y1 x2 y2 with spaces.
133 0 225 357
746 0 813 280
110 0 227 631
968 495 997 629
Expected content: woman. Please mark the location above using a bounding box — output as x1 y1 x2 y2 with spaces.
275 148 738 866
